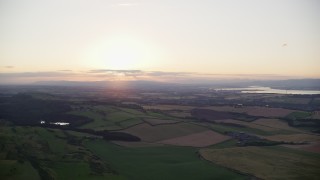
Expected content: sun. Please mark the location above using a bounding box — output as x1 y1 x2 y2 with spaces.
87 34 160 70
104 39 142 69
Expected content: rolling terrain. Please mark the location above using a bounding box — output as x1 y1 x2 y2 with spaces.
0 85 319 179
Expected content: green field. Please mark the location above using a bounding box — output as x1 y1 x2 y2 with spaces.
70 105 183 131
286 111 312 120
0 126 123 180
0 160 40 180
2 94 320 180
200 146 320 180
84 139 247 180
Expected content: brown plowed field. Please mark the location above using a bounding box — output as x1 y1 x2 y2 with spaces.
191 109 236 121
120 123 208 142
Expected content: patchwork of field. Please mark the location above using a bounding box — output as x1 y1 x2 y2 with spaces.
253 118 303 132
143 105 195 111
69 105 184 131
111 141 164 148
215 119 278 132
311 111 320 119
0 160 40 180
215 118 302 135
198 122 275 136
143 118 180 125
158 130 230 147
84 140 247 180
165 111 192 118
262 133 320 142
283 142 320 153
200 146 320 180
203 106 296 117
265 97 311 105
120 123 209 142
260 133 320 153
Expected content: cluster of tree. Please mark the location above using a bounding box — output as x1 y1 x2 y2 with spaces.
37 125 141 142
0 93 92 127
118 103 146 112
73 129 141 141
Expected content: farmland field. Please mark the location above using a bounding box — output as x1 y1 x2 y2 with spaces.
0 126 123 180
158 130 230 147
84 139 247 180
253 118 303 132
143 105 195 111
120 123 208 142
143 118 180 125
203 106 296 117
200 146 320 180
1 86 319 180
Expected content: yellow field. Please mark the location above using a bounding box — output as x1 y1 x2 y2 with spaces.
253 118 302 132
215 119 277 132
261 133 320 142
200 146 320 180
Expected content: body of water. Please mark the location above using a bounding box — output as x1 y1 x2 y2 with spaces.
216 86 320 95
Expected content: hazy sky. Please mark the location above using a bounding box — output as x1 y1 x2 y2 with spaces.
0 0 319 83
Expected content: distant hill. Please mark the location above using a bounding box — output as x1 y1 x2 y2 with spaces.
34 80 181 90
33 79 320 90
252 79 320 90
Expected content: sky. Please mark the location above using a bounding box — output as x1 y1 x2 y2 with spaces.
0 0 319 84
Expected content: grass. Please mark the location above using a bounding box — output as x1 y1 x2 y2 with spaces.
118 107 146 115
253 118 302 133
0 160 41 180
143 105 194 111
207 139 238 149
107 111 136 122
118 118 143 128
261 133 320 142
200 146 320 180
0 126 122 180
145 111 178 120
71 105 185 131
203 122 275 136
94 105 119 113
52 162 125 180
70 110 107 129
286 111 312 120
84 139 247 180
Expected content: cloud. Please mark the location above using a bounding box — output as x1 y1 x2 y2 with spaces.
58 70 73 72
117 3 136 6
146 71 191 77
0 69 297 85
0 71 72 78
87 69 193 79
88 69 142 74
2 66 14 69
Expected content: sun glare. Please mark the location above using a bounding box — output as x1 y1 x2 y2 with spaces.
87 35 160 70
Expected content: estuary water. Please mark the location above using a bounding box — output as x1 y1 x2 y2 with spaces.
216 86 320 95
